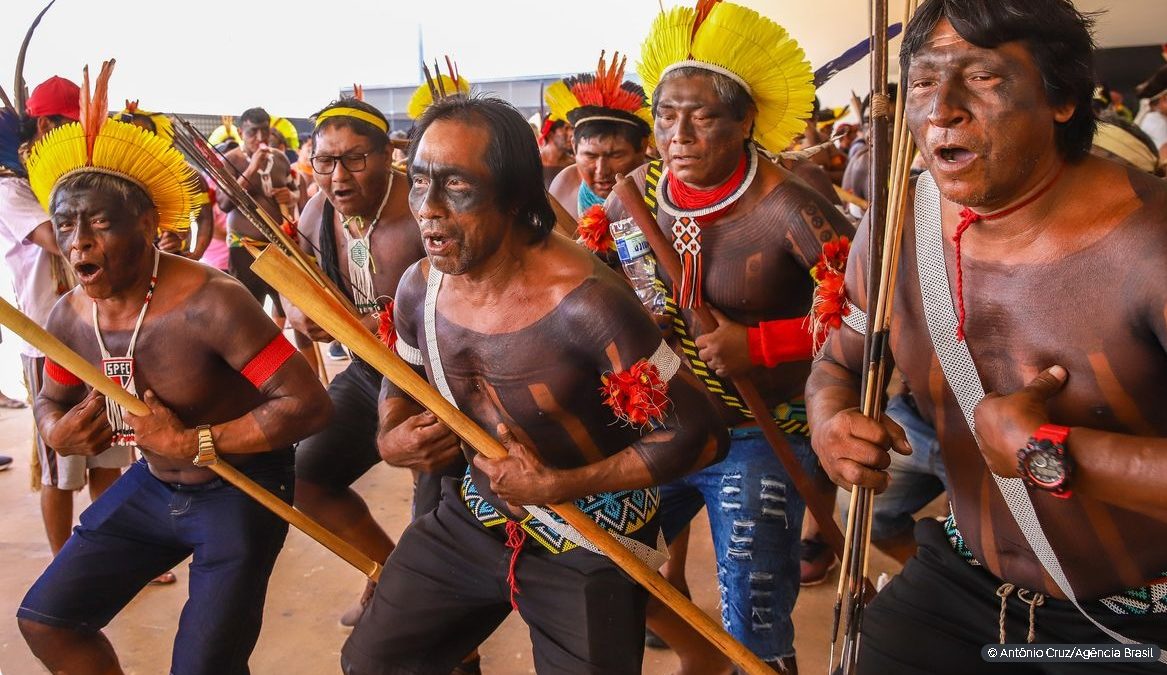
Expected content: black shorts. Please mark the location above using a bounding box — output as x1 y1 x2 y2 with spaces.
341 479 648 675
858 517 1167 674
228 245 283 315
295 358 464 518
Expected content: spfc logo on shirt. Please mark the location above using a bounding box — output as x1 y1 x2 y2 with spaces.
103 357 133 389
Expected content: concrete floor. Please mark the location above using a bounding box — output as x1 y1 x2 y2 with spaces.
0 361 920 675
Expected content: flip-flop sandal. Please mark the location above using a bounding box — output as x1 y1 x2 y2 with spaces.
149 572 177 585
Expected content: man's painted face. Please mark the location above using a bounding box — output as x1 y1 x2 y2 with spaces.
905 19 1075 208
654 73 754 189
314 126 389 217
573 133 646 198
51 183 155 299
240 120 271 153
550 124 573 153
408 119 510 276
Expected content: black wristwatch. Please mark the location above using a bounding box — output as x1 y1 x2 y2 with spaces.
1016 424 1073 499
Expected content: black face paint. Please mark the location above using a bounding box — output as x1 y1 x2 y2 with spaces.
52 185 154 299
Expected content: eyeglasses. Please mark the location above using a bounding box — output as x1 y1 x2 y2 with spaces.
311 152 374 174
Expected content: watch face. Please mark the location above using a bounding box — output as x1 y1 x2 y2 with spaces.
1026 440 1065 488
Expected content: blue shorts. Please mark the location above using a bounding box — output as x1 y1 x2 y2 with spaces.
18 453 293 675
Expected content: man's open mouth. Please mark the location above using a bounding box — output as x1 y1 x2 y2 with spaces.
74 262 102 281
936 145 975 164
422 230 454 255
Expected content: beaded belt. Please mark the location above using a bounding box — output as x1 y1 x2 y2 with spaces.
460 469 659 555
944 512 1167 615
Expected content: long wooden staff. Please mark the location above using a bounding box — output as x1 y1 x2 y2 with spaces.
0 296 383 582
611 177 850 566
248 245 776 675
832 0 918 672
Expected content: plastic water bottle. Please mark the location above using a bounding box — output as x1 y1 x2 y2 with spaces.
610 217 666 314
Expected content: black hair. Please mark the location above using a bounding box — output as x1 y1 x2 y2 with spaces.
409 96 556 243
238 107 271 127
546 119 568 134
19 114 72 143
653 67 756 122
900 0 1097 160
573 118 649 150
310 98 390 151
50 171 155 222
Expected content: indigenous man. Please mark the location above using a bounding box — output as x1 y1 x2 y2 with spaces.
217 107 297 310
342 96 726 674
603 3 854 671
538 116 574 188
16 65 331 675
546 52 652 221
0 74 130 554
807 1 1167 672
217 106 317 371
286 98 461 626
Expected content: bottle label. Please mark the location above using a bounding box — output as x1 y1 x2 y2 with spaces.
616 230 651 263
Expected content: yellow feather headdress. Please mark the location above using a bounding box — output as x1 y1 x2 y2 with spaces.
408 57 471 120
638 0 814 153
270 116 300 150
208 115 242 146
545 51 653 135
26 61 199 234
117 100 174 142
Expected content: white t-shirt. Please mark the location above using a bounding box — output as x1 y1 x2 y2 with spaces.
0 177 65 357
1138 110 1167 152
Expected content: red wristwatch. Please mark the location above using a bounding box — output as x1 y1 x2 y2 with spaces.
1016 424 1073 499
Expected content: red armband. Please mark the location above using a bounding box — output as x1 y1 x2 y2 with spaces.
240 333 296 387
747 318 814 367
43 358 83 387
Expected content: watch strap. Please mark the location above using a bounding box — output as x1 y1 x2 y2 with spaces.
194 424 217 467
1033 423 1070 444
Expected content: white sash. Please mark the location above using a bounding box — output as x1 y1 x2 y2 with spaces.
912 171 1164 659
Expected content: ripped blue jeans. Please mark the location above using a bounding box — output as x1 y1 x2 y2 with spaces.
659 429 819 663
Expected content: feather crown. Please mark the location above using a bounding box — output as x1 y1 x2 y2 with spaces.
270 116 300 150
117 100 174 142
638 0 814 153
408 57 471 120
26 61 199 234
208 115 242 147
545 51 652 135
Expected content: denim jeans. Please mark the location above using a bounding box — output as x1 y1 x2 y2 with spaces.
19 454 293 675
659 429 820 663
